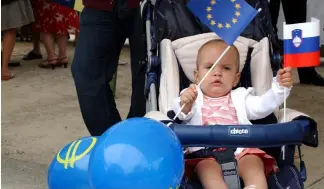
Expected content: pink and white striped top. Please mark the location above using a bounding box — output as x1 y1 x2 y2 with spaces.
201 94 239 126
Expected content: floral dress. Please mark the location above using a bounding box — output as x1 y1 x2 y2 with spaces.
31 0 79 34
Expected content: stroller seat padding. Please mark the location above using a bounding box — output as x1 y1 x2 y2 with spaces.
158 33 273 116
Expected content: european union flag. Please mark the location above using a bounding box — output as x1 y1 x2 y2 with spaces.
51 0 84 11
187 0 258 45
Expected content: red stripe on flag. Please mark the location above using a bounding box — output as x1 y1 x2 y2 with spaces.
284 51 320 68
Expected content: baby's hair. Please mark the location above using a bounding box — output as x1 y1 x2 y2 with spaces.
197 39 240 72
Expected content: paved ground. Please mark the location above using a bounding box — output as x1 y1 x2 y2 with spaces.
1 42 324 188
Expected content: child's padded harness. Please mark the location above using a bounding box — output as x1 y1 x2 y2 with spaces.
185 148 241 189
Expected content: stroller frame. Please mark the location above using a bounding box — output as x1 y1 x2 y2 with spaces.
140 0 318 188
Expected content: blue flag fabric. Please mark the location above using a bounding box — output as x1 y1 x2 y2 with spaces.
187 0 258 45
51 0 75 8
50 0 84 11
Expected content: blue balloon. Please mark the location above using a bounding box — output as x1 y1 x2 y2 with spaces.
48 136 98 189
88 117 184 189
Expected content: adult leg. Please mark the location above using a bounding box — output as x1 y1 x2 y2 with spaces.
282 0 324 86
1 28 16 80
39 32 57 68
23 32 43 60
24 0 42 60
56 33 69 67
32 33 41 54
125 7 147 118
71 7 126 136
195 159 228 189
268 0 281 34
281 0 306 25
238 155 268 189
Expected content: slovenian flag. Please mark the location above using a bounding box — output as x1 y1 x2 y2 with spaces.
283 17 321 68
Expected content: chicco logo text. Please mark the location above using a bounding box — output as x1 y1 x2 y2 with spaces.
229 127 250 136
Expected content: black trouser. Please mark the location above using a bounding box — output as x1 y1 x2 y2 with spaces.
269 0 319 83
269 0 307 34
71 7 146 136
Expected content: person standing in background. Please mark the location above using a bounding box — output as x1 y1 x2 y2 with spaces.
22 33 43 61
30 0 79 69
2 0 35 81
269 0 324 86
71 0 146 136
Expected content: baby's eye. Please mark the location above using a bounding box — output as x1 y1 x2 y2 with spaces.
223 66 231 70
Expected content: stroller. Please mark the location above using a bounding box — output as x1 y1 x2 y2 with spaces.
140 0 319 188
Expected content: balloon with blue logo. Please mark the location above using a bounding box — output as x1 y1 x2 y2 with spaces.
48 136 98 189
88 117 184 189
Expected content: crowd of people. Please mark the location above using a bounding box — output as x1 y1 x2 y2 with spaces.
1 0 79 80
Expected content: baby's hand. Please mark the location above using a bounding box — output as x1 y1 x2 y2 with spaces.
180 84 198 114
276 67 294 88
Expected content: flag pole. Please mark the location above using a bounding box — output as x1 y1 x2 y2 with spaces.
282 21 287 160
173 46 232 120
281 87 287 160
173 8 262 121
283 91 286 122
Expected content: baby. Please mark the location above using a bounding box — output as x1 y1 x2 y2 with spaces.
172 39 293 189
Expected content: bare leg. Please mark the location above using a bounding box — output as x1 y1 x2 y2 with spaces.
23 32 43 60
195 159 228 189
32 32 41 55
42 32 56 59
238 155 268 189
56 34 68 59
39 32 57 68
2 28 16 78
56 33 69 68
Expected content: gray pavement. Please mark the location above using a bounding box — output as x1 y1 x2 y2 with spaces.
1 156 47 189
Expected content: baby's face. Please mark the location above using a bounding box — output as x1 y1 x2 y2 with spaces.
195 44 240 98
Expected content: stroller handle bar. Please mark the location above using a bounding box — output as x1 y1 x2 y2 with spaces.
169 120 318 148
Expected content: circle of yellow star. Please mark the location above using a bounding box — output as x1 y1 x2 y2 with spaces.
206 0 240 29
